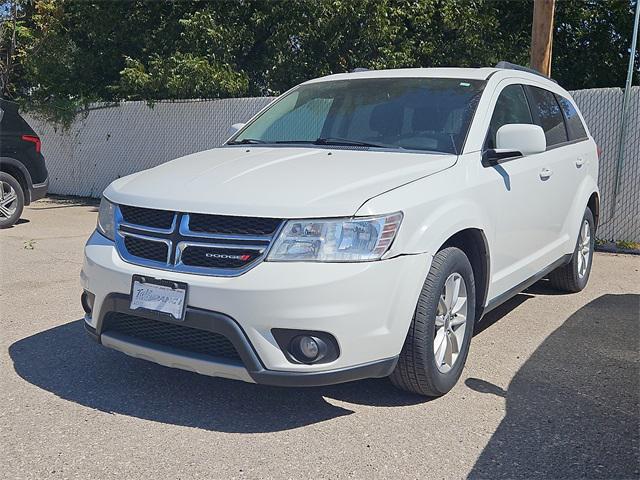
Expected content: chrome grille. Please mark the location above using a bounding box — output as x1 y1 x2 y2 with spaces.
114 205 283 276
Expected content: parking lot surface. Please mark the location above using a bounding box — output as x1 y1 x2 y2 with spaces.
1 198 639 480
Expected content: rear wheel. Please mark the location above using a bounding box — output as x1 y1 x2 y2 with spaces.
0 172 24 229
548 208 595 293
390 247 475 397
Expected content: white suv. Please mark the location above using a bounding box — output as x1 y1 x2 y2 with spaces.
81 65 599 396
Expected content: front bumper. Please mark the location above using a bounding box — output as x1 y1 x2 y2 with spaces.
84 294 399 386
81 231 431 385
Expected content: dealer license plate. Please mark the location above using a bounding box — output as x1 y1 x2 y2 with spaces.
129 275 187 320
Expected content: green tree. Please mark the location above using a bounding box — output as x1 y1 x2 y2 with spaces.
554 0 638 90
1 0 637 124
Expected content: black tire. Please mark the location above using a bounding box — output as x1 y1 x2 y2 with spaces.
548 208 595 293
0 172 24 229
390 247 476 397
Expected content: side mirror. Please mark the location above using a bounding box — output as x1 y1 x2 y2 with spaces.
496 123 546 156
483 124 546 166
227 122 245 138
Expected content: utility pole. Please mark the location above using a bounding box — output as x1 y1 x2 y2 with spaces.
530 0 556 76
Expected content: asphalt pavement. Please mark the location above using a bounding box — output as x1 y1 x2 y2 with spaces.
1 198 638 479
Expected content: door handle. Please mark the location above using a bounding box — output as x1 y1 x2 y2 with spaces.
539 168 553 180
575 157 585 167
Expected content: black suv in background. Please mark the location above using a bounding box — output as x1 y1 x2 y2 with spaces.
0 99 48 228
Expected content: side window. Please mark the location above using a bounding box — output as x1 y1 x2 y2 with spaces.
555 94 588 141
527 86 568 147
485 84 533 149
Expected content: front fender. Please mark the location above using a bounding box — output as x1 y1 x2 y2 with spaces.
355 168 492 257
394 198 491 257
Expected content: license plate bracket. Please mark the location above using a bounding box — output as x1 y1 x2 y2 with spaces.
129 274 188 321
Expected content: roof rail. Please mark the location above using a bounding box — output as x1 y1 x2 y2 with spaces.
494 61 558 83
350 67 369 73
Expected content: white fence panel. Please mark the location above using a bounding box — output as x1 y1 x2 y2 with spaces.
25 88 639 241
26 98 273 198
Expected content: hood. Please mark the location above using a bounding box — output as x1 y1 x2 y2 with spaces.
104 146 455 218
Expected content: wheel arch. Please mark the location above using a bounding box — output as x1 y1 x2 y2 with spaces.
587 191 600 232
562 173 600 254
0 157 32 204
440 228 490 322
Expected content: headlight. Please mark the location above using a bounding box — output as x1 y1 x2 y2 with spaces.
267 212 402 262
97 197 116 241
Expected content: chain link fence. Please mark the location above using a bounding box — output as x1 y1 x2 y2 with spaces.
571 87 639 243
25 87 639 242
26 97 274 198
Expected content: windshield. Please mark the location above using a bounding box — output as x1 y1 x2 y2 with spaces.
230 77 485 154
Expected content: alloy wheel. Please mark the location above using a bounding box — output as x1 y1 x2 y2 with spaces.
434 272 468 373
577 219 592 278
0 181 18 219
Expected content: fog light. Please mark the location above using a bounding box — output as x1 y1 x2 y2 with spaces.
290 335 328 363
300 336 319 359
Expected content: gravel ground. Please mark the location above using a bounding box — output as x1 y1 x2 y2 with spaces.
1 198 638 480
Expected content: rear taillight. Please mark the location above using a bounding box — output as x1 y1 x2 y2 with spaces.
21 134 41 153
596 144 602 159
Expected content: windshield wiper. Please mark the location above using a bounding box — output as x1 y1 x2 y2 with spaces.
229 137 409 150
227 138 268 145
314 137 398 149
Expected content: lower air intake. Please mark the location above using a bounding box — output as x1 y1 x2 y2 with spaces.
102 313 241 360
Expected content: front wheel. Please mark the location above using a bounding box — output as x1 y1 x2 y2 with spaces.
390 247 475 397
548 208 595 293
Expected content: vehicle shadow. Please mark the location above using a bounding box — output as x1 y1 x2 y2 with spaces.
2 218 30 229
524 278 572 296
466 293 640 479
7 284 540 434
475 293 533 335
8 319 427 433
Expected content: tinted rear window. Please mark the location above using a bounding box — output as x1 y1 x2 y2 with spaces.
556 94 588 141
0 100 34 134
527 86 568 147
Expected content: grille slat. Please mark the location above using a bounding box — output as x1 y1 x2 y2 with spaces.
124 236 168 262
188 213 282 236
103 313 241 360
120 205 174 229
